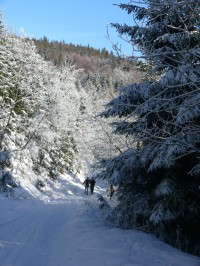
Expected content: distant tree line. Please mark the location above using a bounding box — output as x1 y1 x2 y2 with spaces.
32 36 147 73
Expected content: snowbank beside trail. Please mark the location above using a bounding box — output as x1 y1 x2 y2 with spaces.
10 169 86 202
0 174 199 266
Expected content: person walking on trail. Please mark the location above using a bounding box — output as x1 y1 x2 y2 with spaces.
89 178 96 194
82 177 90 195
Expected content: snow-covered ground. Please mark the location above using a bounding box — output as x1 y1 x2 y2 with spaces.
0 174 199 266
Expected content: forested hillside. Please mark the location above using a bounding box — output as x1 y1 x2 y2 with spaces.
32 36 146 173
0 31 84 196
33 37 146 97
32 36 143 72
33 36 118 70
0 12 145 197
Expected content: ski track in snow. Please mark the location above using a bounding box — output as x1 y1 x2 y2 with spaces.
0 174 199 266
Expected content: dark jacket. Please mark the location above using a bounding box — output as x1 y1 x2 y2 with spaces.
83 178 90 187
90 178 96 187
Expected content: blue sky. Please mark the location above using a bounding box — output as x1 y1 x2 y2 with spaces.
0 0 133 55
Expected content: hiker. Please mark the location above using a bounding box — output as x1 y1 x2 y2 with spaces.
109 184 115 200
82 177 90 195
89 178 96 194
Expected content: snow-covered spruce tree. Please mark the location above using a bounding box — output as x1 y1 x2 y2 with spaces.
99 0 200 255
0 27 83 194
0 33 51 191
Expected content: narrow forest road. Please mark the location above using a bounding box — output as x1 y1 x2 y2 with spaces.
0 175 200 266
0 197 136 266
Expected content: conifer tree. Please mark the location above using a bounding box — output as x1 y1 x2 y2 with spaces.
99 0 200 255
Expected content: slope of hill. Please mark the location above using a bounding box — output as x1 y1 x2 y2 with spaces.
32 36 146 82
33 36 127 70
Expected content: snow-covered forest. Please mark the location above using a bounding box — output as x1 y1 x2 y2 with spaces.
0 0 200 264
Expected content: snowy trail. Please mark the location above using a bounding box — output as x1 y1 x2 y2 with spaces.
0 198 133 266
0 175 200 266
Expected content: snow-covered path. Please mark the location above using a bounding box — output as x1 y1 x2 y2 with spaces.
0 175 200 266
